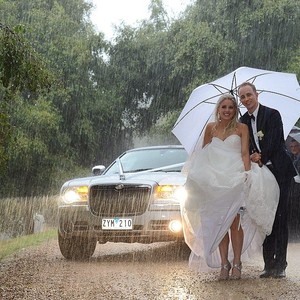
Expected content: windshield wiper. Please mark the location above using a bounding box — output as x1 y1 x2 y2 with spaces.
125 168 151 173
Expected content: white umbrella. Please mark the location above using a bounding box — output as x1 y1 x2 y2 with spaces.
289 126 300 144
291 133 300 144
172 66 300 154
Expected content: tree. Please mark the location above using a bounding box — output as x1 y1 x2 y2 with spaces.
0 23 54 191
0 0 134 195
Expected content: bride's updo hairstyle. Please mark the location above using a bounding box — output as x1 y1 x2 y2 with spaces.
214 93 239 136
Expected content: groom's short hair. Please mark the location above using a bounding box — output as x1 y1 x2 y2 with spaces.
238 82 257 93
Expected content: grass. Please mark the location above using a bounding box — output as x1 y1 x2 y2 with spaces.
0 228 57 261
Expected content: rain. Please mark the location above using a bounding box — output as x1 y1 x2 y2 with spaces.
0 0 300 299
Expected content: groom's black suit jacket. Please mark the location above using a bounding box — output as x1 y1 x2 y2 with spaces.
240 104 296 183
241 104 295 270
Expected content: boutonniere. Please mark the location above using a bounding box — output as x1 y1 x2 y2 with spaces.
257 130 264 141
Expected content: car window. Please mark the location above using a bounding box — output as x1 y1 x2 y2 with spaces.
104 148 187 175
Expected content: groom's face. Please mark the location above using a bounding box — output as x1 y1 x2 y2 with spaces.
238 85 259 114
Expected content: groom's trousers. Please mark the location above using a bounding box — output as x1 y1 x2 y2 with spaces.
262 178 291 270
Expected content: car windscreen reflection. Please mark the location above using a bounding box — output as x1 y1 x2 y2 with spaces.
104 148 188 175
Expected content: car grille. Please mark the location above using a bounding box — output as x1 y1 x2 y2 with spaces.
89 184 151 217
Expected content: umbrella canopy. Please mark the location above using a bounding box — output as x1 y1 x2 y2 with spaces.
289 126 300 144
172 66 300 154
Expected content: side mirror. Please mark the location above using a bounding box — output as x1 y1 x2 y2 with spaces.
92 165 106 176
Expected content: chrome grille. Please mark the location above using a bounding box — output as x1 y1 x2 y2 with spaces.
89 184 151 217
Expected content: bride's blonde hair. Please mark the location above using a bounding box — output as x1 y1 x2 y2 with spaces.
213 94 239 136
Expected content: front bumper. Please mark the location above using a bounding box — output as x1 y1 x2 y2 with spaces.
58 204 184 243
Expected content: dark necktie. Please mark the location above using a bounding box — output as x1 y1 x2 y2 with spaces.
247 114 258 153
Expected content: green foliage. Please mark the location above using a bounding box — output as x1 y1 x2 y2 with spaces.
4 95 64 195
134 111 182 146
0 23 53 92
0 1 106 195
0 92 10 175
287 47 300 79
108 3 184 134
0 23 55 189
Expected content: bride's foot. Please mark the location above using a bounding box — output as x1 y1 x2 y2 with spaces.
231 262 242 279
219 262 231 280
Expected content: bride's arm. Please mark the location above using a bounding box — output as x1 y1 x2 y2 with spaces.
202 123 214 148
240 124 251 171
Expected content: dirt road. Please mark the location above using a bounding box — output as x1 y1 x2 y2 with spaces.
0 239 300 299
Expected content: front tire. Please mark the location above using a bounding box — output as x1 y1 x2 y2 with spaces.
58 231 97 260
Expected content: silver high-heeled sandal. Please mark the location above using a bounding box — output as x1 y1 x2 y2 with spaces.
231 262 242 279
219 262 231 280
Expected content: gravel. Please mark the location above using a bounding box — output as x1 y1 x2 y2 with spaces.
0 239 300 299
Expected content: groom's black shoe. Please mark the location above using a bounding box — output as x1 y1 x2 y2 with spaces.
259 269 274 278
273 269 286 279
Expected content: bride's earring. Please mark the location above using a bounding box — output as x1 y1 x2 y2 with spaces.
218 112 221 122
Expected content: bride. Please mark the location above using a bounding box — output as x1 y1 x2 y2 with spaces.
181 94 279 280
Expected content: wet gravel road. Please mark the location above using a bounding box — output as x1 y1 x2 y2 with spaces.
1 239 300 299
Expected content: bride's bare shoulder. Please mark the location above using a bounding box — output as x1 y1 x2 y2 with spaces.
237 123 249 136
237 122 248 131
204 122 216 134
206 122 216 129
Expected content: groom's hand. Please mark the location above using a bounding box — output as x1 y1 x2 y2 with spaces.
250 152 261 162
250 152 263 167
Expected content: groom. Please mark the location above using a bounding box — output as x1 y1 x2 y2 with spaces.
238 82 296 278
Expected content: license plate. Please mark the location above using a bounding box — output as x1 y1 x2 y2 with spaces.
102 218 133 230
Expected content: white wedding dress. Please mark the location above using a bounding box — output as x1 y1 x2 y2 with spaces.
181 135 279 271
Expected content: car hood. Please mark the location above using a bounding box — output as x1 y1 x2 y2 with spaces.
61 171 187 190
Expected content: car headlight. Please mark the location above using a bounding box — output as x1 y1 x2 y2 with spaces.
154 185 187 203
61 186 88 204
169 220 183 233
